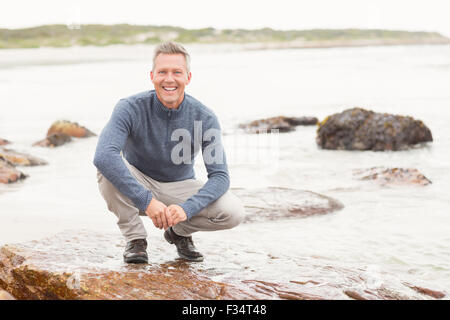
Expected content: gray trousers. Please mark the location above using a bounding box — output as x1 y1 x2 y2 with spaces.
96 160 245 242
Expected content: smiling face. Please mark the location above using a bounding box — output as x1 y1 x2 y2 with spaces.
150 53 192 109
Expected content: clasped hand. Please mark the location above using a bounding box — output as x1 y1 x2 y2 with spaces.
145 198 187 229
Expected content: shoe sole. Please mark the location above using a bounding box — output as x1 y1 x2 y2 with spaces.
124 256 148 264
177 252 204 262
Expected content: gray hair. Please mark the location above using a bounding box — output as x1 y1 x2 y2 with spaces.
152 41 191 73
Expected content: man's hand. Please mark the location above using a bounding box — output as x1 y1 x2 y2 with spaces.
145 198 169 230
166 205 187 226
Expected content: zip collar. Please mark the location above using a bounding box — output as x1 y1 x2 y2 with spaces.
153 91 186 120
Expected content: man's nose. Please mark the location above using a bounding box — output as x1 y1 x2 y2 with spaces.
165 72 175 82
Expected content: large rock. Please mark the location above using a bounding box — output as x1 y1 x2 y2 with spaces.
0 148 48 166
0 158 28 184
47 120 96 138
353 167 432 186
239 116 318 134
0 231 254 300
32 133 72 148
232 187 344 222
0 231 445 300
316 108 433 151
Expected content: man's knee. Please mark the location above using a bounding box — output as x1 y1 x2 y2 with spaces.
211 192 245 229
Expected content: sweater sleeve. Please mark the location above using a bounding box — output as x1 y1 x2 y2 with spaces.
180 115 230 219
93 99 152 212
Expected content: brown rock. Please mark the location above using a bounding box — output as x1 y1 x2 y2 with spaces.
316 108 433 151
239 116 318 134
0 138 10 146
0 231 444 300
353 167 432 186
0 148 48 166
0 158 28 184
47 120 96 138
32 133 72 148
232 187 344 222
0 232 254 300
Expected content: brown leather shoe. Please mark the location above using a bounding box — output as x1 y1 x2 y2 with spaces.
123 238 148 264
164 227 204 262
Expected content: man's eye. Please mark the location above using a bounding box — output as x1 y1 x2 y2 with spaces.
175 71 182 74
158 71 166 74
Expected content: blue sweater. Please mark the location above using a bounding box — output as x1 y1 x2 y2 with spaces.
93 90 230 219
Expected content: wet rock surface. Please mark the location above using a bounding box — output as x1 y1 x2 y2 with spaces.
316 108 433 151
239 116 318 133
0 290 16 300
33 133 72 148
353 167 432 186
0 138 10 146
0 148 48 166
0 158 28 184
232 187 344 222
0 231 254 300
0 231 445 300
47 120 96 138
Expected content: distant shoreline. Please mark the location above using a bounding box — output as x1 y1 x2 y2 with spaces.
239 38 450 51
1 24 449 50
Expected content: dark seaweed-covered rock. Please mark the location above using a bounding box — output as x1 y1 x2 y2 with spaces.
239 116 318 133
316 108 433 151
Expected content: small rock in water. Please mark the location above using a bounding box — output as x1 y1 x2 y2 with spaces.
0 148 48 166
47 120 96 138
0 158 28 184
33 133 72 148
316 107 432 151
239 116 318 133
0 138 11 146
353 167 432 186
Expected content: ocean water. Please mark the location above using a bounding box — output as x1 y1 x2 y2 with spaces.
0 43 449 298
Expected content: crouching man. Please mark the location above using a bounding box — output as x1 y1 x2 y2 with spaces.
93 41 244 263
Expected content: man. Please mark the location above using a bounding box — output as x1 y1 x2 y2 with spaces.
94 41 244 263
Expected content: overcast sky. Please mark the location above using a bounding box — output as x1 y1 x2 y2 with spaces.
2 0 450 36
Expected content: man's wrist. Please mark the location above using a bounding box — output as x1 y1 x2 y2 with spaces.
180 203 194 220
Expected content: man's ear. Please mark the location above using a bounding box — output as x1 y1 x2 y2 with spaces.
187 72 192 85
150 70 154 81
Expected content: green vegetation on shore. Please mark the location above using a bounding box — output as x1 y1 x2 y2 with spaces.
0 24 448 49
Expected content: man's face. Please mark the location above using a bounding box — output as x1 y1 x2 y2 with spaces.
150 53 191 109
